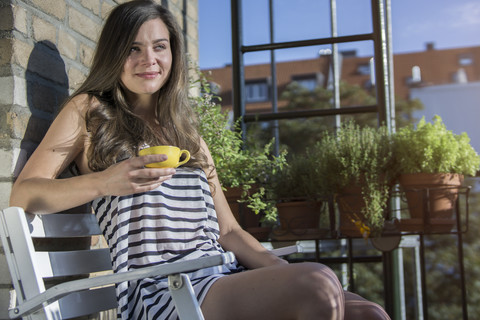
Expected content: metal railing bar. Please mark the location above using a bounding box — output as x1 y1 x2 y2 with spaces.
242 105 378 122
242 33 374 53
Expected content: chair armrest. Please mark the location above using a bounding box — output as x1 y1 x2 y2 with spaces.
10 252 235 319
270 244 301 257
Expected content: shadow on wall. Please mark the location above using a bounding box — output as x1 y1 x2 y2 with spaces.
13 40 69 177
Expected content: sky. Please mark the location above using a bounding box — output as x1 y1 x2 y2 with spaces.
198 0 480 69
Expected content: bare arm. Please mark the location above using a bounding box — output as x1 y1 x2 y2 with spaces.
200 139 287 269
10 95 175 214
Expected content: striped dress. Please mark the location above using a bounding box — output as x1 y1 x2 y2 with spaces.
92 167 244 319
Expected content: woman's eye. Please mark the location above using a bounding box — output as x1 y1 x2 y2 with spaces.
129 46 140 53
155 44 166 50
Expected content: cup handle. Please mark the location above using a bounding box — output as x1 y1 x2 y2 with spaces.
177 150 190 166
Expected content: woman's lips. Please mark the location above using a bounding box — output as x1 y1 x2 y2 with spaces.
136 72 159 79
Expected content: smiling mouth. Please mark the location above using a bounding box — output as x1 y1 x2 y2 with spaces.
137 72 159 79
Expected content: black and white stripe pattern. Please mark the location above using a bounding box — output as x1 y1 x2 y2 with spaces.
92 168 243 320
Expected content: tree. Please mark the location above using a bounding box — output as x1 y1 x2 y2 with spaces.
245 80 424 156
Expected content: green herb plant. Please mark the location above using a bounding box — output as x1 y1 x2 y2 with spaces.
189 65 287 222
269 153 322 202
310 122 396 234
393 115 480 176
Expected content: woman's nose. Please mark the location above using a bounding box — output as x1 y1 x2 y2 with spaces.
141 48 157 65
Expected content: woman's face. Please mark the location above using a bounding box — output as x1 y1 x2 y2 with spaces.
121 18 173 100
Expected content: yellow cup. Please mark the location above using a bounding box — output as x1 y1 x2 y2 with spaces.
138 146 190 168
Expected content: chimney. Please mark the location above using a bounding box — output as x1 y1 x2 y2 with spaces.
412 66 421 83
453 68 468 84
426 42 435 51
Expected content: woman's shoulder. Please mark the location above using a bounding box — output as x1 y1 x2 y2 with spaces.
65 93 102 115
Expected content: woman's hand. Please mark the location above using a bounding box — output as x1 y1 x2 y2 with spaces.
99 154 176 196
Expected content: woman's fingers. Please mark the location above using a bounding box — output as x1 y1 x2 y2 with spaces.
131 154 177 183
101 155 177 196
129 164 176 181
135 170 175 185
137 154 168 168
129 167 175 193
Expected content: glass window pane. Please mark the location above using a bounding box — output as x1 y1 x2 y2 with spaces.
336 0 373 36
246 81 269 102
242 0 270 46
273 0 331 42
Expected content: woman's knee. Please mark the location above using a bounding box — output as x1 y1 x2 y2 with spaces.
344 296 391 320
345 302 390 320
365 302 391 320
293 263 344 317
297 262 342 291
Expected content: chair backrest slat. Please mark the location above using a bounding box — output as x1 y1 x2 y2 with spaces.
35 248 112 278
1 207 46 301
29 213 102 238
58 286 117 319
0 207 118 319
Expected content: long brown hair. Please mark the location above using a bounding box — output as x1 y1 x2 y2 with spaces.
69 0 206 172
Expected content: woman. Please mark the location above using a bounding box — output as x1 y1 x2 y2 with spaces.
10 1 390 319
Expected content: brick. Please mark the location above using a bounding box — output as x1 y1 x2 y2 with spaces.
0 39 13 67
68 65 87 90
101 2 115 19
11 145 32 178
186 0 198 22
0 109 11 147
6 109 30 141
80 0 101 16
59 29 77 60
31 0 66 20
0 180 13 209
15 114 52 144
172 10 183 28
12 39 33 70
0 6 13 31
32 15 57 44
186 21 198 41
24 42 67 85
79 42 94 67
188 42 199 62
0 148 14 178
12 76 27 107
28 81 68 114
69 8 100 41
0 76 14 105
13 5 28 35
171 0 182 8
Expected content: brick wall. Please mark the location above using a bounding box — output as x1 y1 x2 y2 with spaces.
0 0 198 317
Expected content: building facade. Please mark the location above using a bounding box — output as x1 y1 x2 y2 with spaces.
203 43 480 113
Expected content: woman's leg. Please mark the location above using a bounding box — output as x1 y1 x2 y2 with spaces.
201 262 345 320
344 291 391 320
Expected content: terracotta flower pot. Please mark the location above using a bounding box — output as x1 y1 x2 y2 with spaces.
336 185 368 238
271 200 325 240
397 173 463 233
224 186 271 241
224 186 251 223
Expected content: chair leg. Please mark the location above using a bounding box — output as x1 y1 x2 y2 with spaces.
168 274 204 320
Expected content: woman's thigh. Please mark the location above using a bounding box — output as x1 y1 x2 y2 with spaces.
200 262 345 320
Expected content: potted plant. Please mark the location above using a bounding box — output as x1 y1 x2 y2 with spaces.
393 115 480 232
309 122 396 238
267 154 328 240
189 67 286 239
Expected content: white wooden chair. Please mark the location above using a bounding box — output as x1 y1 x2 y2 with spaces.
0 206 299 320
0 207 237 320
